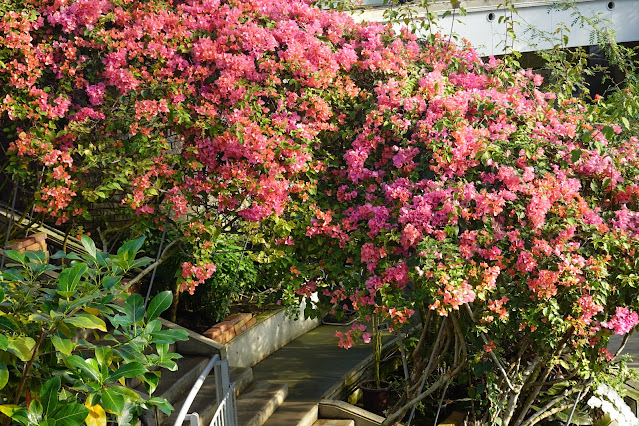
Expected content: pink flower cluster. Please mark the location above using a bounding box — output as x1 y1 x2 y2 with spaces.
601 307 639 335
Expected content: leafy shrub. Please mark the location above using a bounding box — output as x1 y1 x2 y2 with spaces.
0 236 188 425
270 27 639 426
176 235 259 322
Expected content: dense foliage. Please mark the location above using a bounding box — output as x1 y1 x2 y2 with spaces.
269 21 639 426
0 0 356 291
0 237 188 425
2 0 639 424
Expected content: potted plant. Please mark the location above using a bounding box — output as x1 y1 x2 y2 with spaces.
359 313 391 416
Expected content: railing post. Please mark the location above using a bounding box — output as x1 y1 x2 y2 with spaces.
214 358 230 405
173 354 220 426
185 413 199 426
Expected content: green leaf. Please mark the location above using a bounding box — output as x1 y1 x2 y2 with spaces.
0 317 16 332
28 399 42 423
64 313 107 332
7 337 36 362
95 346 113 366
149 329 189 344
40 377 60 416
116 402 135 426
108 386 140 402
0 361 8 391
100 387 125 414
80 235 97 259
117 237 146 261
124 294 144 325
4 250 25 264
146 291 172 321
66 355 101 382
158 360 178 372
102 275 120 290
141 372 160 395
1 268 25 283
109 314 132 330
0 405 28 424
57 263 88 298
145 319 162 334
51 403 89 426
108 362 147 382
622 116 630 130
570 149 582 163
0 334 9 351
146 397 174 415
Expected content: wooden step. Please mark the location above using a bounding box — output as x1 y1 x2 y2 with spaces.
236 381 289 426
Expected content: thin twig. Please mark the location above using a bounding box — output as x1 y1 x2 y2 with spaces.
465 304 515 391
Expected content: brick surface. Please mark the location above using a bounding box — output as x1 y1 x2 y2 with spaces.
225 313 252 328
25 243 41 251
204 313 256 344
203 327 221 340
8 237 36 251
214 327 236 345
216 321 234 332
33 233 47 243
244 317 256 329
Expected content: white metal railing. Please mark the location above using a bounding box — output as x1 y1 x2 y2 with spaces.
173 354 238 426
209 383 237 426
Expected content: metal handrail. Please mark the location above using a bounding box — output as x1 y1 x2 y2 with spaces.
173 354 220 426
209 382 237 426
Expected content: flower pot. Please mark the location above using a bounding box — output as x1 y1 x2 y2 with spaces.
360 379 391 416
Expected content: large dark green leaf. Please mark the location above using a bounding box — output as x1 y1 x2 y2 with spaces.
66 355 101 382
149 329 188 344
57 263 88 298
102 275 120 290
40 377 60 416
124 294 144 325
100 387 125 414
4 250 25 264
116 237 145 261
141 372 160 395
0 316 17 332
1 269 25 283
108 362 146 382
51 403 89 426
146 291 172 321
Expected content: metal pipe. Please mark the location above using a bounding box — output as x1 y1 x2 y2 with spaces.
173 354 220 426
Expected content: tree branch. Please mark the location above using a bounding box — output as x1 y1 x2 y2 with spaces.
124 238 181 290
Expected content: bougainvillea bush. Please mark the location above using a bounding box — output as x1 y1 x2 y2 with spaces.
3 0 639 424
268 22 639 426
0 0 360 294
